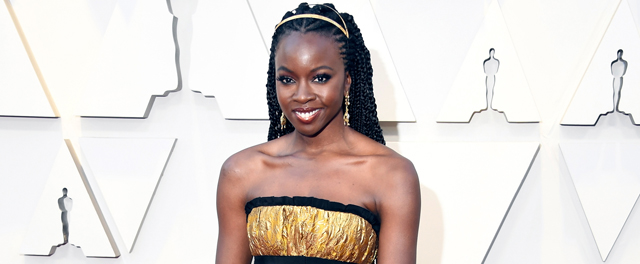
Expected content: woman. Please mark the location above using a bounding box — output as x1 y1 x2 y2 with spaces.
216 3 420 263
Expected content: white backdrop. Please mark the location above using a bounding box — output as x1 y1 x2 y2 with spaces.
2 0 640 263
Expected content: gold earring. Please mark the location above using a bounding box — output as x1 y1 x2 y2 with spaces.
343 94 350 126
280 112 287 130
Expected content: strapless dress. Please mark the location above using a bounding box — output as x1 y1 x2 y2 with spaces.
245 196 380 264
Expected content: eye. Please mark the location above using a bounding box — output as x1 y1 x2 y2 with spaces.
313 74 332 84
277 76 295 84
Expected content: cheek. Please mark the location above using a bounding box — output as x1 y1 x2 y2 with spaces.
320 86 344 108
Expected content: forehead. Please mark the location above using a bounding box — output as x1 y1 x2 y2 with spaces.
275 32 343 68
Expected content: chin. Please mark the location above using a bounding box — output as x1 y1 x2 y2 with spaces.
291 123 328 138
294 128 322 138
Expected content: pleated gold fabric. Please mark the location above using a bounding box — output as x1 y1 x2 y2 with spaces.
247 205 378 264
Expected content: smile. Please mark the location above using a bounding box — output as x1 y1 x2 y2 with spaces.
294 109 320 123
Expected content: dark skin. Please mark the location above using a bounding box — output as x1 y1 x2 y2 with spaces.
216 32 420 264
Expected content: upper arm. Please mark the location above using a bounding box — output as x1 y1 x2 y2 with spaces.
215 155 254 264
375 158 421 264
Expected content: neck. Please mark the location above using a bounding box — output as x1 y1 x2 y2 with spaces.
289 110 350 155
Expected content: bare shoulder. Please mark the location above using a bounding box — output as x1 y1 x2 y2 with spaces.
219 139 283 186
350 131 417 180
358 143 421 263
347 130 419 197
370 145 419 192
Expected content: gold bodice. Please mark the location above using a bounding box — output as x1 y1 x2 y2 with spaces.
246 196 379 264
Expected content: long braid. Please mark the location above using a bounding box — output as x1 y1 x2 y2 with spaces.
266 3 385 145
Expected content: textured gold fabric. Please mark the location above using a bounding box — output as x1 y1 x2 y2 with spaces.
247 205 378 264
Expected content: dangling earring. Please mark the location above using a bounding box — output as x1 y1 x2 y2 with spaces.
343 93 350 126
280 112 287 130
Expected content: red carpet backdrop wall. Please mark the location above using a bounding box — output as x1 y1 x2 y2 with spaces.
1 0 640 263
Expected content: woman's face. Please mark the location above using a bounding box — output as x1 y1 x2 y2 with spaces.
275 31 351 137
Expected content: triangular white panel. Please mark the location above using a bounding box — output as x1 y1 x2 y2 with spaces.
189 1 269 119
562 0 640 125
436 0 539 123
388 142 539 264
0 2 55 117
248 0 415 122
77 0 176 118
560 142 640 261
21 141 118 257
79 137 177 252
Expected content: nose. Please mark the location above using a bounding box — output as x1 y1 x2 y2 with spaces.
292 81 315 104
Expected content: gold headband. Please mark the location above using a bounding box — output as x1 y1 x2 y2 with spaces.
274 13 349 38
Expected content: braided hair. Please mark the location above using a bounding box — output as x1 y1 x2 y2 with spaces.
266 3 385 145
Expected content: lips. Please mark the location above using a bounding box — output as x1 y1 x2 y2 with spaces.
293 108 320 123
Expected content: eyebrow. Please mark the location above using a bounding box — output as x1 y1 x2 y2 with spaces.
277 66 293 72
276 65 334 72
311 66 334 72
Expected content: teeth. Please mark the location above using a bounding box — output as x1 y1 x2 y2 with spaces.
295 109 319 120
